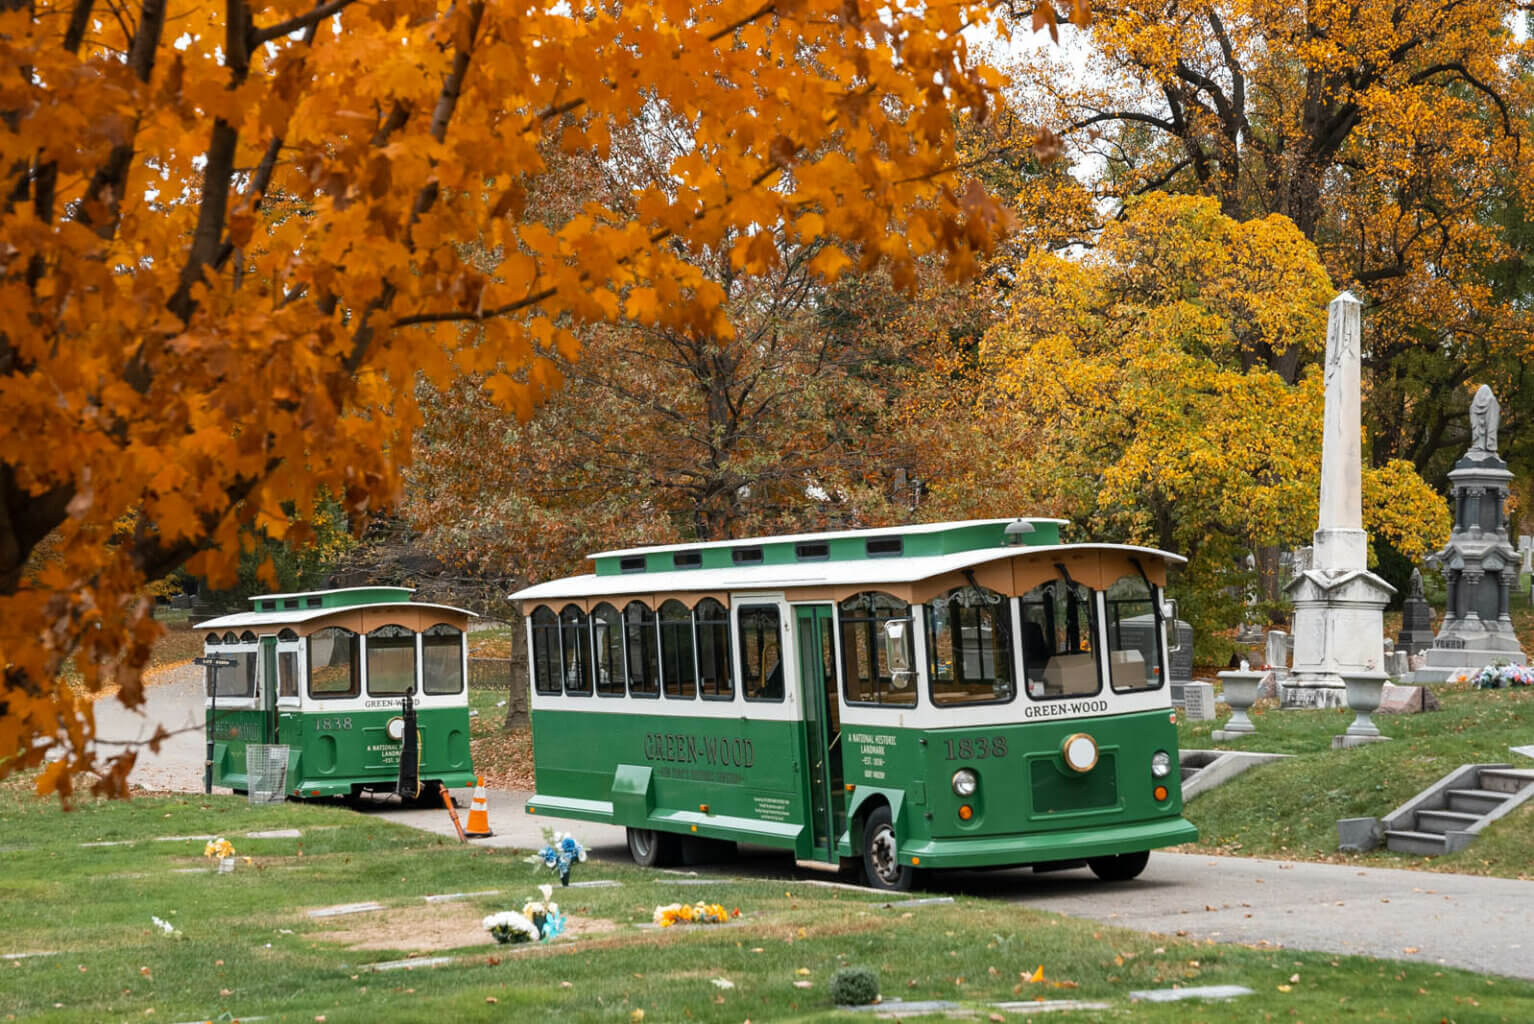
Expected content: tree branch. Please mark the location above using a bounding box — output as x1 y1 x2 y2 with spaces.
251 0 359 44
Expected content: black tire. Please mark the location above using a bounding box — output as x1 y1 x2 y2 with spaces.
626 827 682 868
1087 850 1150 882
861 805 917 892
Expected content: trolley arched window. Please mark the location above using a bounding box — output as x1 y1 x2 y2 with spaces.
240 630 257 643
560 604 593 696
422 623 465 695
366 624 417 696
839 592 915 707
530 606 562 695
1103 573 1164 693
658 599 696 699
1019 578 1100 699
739 605 784 702
591 603 625 697
205 633 220 645
695 598 733 700
308 626 361 698
276 629 301 699
927 584 1014 706
206 631 257 699
624 602 659 697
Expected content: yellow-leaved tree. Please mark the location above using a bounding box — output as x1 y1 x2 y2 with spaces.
0 0 1041 798
910 194 1449 643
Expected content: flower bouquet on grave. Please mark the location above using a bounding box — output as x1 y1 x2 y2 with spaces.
652 901 732 927
483 910 541 945
527 827 586 886
203 836 236 874
521 884 567 942
1471 663 1534 689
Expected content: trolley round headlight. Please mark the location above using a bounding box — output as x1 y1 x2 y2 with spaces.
386 717 406 742
1062 732 1099 773
1151 750 1173 778
951 768 978 797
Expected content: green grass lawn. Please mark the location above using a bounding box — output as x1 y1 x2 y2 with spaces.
1179 682 1534 877
3 786 1533 1022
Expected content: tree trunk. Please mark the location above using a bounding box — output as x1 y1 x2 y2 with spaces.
501 609 530 729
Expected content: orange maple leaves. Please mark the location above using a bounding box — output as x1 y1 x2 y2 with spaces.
1 0 1027 796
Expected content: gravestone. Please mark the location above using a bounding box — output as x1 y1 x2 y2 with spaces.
1284 293 1395 706
1377 683 1440 714
1182 681 1216 721
1265 630 1289 680
1397 568 1436 655
1414 386 1528 682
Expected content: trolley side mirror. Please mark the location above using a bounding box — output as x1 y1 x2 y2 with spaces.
1161 598 1181 653
882 618 913 676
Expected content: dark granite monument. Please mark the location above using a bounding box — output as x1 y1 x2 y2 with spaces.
1396 568 1436 656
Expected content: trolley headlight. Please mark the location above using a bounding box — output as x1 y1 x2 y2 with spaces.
386 717 406 742
951 768 978 797
1062 732 1099 773
1151 750 1173 778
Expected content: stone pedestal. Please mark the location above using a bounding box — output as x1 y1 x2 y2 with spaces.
1213 669 1262 741
1283 568 1394 706
1413 399 1527 682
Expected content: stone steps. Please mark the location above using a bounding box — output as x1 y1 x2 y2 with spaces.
1379 764 1534 856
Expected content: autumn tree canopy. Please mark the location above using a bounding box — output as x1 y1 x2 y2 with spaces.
0 0 1027 797
911 194 1450 642
1006 0 1534 474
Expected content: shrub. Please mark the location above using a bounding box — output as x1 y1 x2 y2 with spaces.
829 966 880 1006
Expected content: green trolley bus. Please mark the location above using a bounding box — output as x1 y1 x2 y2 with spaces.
513 518 1197 890
196 587 477 800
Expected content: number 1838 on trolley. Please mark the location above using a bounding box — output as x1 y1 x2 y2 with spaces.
514 518 1196 890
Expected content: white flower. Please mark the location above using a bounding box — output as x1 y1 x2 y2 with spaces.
151 916 175 935
539 884 553 903
483 911 540 944
711 978 735 989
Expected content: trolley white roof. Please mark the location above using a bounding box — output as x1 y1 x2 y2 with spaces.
586 518 1069 560
512 542 1184 603
195 601 478 631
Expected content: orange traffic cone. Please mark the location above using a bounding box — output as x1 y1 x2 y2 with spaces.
464 777 493 838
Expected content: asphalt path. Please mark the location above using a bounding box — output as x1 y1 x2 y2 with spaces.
91 676 1534 982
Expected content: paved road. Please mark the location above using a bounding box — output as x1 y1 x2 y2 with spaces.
96 674 1534 982
362 785 1534 982
91 663 207 792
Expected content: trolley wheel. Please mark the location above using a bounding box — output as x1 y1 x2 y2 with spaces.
1087 850 1150 882
626 827 681 868
861 805 918 892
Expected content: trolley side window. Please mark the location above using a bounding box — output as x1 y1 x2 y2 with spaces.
659 599 696 699
624 601 660 698
422 624 465 695
277 628 300 699
591 603 625 697
308 626 361 699
367 624 417 696
1104 574 1164 693
560 604 593 696
739 605 784 702
531 606 562 695
839 592 916 707
927 585 1015 706
1019 580 1100 699
206 638 257 698
695 598 733 700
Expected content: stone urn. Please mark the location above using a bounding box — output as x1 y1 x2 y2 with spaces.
1341 669 1391 740
1216 669 1263 735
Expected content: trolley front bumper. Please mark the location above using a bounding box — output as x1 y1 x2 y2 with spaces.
898 816 1198 870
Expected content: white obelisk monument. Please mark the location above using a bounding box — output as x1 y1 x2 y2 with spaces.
1282 292 1396 706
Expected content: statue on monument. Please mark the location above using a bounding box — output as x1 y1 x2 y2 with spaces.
1409 567 1425 601
1469 384 1499 453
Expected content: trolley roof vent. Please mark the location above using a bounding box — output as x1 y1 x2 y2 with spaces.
673 550 702 569
732 547 764 564
866 536 903 558
619 556 646 574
